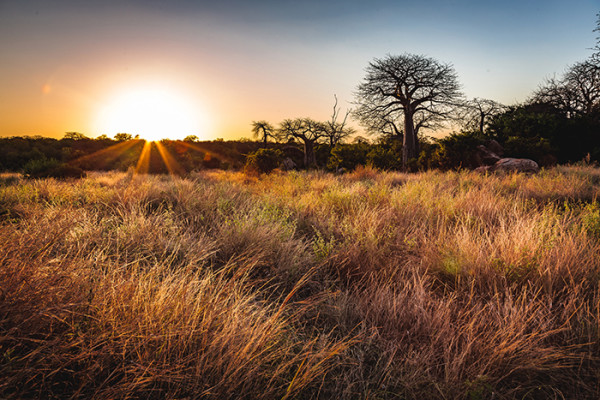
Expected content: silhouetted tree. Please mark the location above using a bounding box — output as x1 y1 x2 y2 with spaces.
460 98 508 134
277 118 326 168
355 54 463 168
251 120 275 147
592 12 600 63
63 132 88 140
114 133 133 142
324 95 355 147
183 135 199 142
533 60 600 117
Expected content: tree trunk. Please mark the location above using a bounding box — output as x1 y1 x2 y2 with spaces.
304 140 316 168
402 107 417 169
479 111 485 134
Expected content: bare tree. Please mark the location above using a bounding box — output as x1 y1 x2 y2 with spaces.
277 118 326 168
460 98 508 134
355 54 463 168
593 12 600 63
251 120 275 147
533 60 600 117
324 95 355 147
353 96 403 138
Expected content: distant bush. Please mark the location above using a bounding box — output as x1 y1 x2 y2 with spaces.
244 148 284 174
51 163 86 179
22 157 61 177
327 143 369 171
504 136 556 166
202 153 222 169
430 131 487 170
23 157 85 179
366 146 402 170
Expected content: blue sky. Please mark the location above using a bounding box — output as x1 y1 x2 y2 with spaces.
0 0 598 139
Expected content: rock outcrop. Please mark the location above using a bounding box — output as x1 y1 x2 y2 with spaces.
280 157 297 171
475 144 501 166
475 158 540 174
473 140 539 173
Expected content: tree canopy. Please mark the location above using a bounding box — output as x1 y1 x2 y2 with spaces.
354 53 463 168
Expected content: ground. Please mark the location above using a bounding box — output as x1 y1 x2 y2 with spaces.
1 166 600 399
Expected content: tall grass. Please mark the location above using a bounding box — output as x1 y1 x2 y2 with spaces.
1 166 600 398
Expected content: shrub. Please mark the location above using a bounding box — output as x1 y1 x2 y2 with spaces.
327 143 369 171
430 131 487 170
23 157 85 179
504 136 555 165
366 146 402 170
244 148 284 174
22 157 61 178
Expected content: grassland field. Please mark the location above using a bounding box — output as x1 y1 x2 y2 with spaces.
1 166 600 399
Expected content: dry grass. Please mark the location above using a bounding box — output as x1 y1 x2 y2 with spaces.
1 166 600 398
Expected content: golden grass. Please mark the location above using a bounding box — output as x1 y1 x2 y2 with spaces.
1 167 600 398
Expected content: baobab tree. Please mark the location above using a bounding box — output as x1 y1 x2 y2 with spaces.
355 54 463 168
251 120 275 147
277 118 326 168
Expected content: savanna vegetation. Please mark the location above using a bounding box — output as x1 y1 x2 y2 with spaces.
2 11 600 400
2 166 600 398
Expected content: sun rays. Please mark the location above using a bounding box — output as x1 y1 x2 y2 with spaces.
135 140 152 174
69 138 229 176
154 140 185 175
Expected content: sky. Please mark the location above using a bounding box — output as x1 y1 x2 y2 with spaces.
0 0 598 141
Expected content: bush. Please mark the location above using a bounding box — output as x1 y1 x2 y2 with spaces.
244 148 284 174
430 131 488 170
504 136 555 165
366 146 402 170
23 158 85 179
22 157 61 178
327 143 369 171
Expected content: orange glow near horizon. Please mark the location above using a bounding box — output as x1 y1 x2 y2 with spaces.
95 86 211 142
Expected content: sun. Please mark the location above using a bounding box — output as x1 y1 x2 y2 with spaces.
96 86 209 141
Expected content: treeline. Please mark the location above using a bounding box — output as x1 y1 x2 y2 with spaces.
0 134 278 177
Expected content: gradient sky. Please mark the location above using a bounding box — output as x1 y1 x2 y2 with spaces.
0 0 598 140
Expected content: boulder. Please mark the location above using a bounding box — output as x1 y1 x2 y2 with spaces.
486 140 504 157
476 145 501 165
493 158 539 173
280 157 297 171
476 158 539 174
